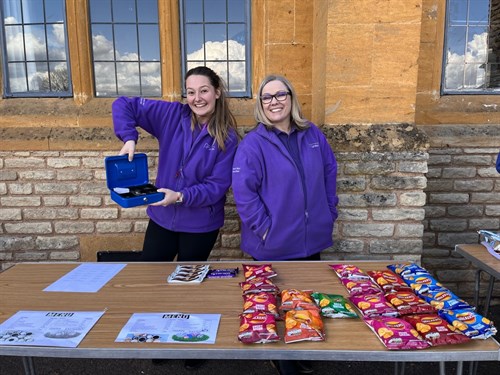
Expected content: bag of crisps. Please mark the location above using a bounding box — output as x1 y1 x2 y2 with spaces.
329 264 371 280
280 289 318 312
284 309 325 344
384 290 435 315
238 312 280 344
243 292 280 319
311 292 358 318
239 276 280 295
367 270 412 293
438 309 498 339
242 264 277 280
350 292 399 318
364 316 430 350
403 314 470 346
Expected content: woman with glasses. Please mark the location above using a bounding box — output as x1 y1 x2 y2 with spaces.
232 74 338 374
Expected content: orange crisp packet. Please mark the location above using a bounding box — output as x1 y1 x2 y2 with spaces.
280 289 319 312
284 309 325 344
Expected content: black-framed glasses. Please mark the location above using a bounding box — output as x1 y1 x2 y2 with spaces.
260 91 290 104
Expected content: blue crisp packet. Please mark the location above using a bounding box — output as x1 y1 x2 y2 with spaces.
438 308 497 339
419 287 472 310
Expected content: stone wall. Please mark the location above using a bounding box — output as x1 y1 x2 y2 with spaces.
0 124 430 272
422 125 500 300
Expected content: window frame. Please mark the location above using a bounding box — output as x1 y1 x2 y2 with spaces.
0 0 73 98
178 0 252 98
441 0 495 95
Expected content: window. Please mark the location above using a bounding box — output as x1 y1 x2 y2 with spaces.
0 0 71 97
442 0 500 94
179 0 251 97
89 0 161 97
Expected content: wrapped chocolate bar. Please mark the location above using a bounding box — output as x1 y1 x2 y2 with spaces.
478 230 500 260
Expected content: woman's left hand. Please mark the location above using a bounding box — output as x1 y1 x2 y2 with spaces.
150 188 181 206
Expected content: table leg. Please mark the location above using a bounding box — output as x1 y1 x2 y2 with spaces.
439 361 445 375
394 362 405 375
474 269 482 311
455 361 463 375
22 356 36 375
483 275 495 317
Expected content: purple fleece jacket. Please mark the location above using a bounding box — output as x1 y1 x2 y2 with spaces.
232 123 338 260
112 97 238 233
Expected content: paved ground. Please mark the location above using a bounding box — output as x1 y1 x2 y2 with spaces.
2 305 499 375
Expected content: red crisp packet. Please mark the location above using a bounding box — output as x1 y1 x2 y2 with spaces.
242 264 277 280
364 316 430 350
329 264 371 280
350 292 398 318
280 289 319 312
243 292 280 319
403 314 470 346
340 277 381 296
367 270 412 293
239 276 280 295
238 312 280 344
385 291 435 315
284 309 325 344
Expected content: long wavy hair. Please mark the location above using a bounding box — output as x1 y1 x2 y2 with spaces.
254 74 309 130
185 66 238 150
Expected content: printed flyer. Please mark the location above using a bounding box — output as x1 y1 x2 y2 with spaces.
0 310 105 348
115 312 221 344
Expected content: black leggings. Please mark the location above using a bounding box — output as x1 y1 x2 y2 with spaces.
142 219 219 262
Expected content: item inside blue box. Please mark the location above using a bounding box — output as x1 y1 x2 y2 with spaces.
105 153 165 208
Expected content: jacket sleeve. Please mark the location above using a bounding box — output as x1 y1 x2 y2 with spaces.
497 152 500 173
182 131 239 207
319 129 339 221
231 140 271 239
112 96 176 142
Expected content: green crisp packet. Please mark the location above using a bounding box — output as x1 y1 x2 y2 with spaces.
311 292 358 318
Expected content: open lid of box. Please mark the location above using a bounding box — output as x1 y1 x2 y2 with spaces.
105 153 151 189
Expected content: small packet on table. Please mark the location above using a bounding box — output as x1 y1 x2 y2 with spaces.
438 308 498 339
403 314 470 346
350 292 399 318
280 289 319 312
311 292 358 318
284 309 325 344
242 264 277 280
364 316 430 350
238 312 280 344
239 276 280 295
242 292 280 319
167 264 209 284
367 270 412 293
206 268 239 278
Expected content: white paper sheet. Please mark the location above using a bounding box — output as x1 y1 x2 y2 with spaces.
115 312 221 344
44 263 126 293
0 310 105 348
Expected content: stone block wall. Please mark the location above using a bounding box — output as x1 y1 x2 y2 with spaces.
0 124 430 272
422 125 500 301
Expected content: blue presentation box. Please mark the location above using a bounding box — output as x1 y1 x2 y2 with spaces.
105 153 165 208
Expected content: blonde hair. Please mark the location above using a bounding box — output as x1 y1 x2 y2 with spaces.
254 74 309 130
185 66 238 150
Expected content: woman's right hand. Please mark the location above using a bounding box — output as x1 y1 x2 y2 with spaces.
119 140 136 161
